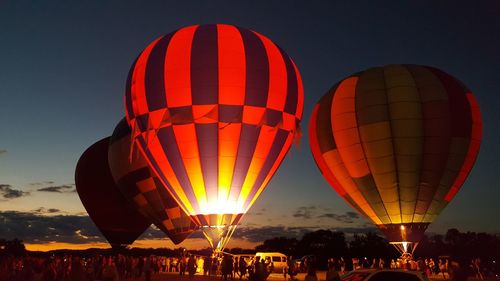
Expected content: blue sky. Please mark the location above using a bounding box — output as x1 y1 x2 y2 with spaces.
0 1 499 248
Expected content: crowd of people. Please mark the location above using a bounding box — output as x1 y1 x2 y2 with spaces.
0 253 278 281
0 253 492 281
0 254 167 281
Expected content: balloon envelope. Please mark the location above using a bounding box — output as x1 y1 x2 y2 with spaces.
75 137 151 247
124 24 304 249
309 65 482 242
108 118 198 245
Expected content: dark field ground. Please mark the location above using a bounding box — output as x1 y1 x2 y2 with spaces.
124 271 496 281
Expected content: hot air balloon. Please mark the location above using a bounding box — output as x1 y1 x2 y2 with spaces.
75 137 151 248
309 65 482 257
124 24 304 251
108 118 198 245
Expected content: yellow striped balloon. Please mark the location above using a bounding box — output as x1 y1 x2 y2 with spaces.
309 65 482 243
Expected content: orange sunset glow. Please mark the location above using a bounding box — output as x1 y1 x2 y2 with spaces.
24 238 259 252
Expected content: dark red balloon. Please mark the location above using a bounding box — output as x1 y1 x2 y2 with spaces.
75 137 151 247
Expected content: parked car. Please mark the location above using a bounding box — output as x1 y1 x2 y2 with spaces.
341 269 429 281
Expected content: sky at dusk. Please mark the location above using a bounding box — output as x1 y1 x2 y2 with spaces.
1 1 499 251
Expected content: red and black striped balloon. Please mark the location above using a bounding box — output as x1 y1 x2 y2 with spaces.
124 24 303 228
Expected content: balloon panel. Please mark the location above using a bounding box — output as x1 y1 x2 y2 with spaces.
108 118 197 244
309 65 482 232
125 24 303 226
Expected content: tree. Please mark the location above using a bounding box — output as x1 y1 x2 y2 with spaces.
348 232 394 259
295 230 348 269
255 237 298 256
0 239 26 256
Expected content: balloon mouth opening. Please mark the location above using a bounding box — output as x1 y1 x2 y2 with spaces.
201 224 238 252
191 213 242 252
389 241 418 260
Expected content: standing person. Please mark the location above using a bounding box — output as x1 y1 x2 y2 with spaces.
326 260 340 281
234 257 239 279
221 255 229 281
116 255 125 281
339 257 346 275
239 256 247 280
153 256 160 275
165 257 170 273
287 256 297 281
228 256 235 280
168 258 173 272
378 258 385 269
212 256 219 276
179 255 186 276
265 257 274 280
352 258 359 270
187 255 197 281
471 258 484 280
101 257 119 281
247 258 255 281
448 258 468 281
69 257 84 281
439 259 447 280
225 255 234 281
305 266 318 281
254 257 265 281
137 256 144 278
417 258 426 275
204 256 211 276
428 258 436 275
143 256 152 281
43 258 58 281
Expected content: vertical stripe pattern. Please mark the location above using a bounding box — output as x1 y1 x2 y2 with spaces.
309 64 482 241
125 24 303 227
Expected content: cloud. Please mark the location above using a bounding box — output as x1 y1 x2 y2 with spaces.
230 225 379 242
317 211 360 223
0 210 102 243
247 208 267 216
32 207 61 214
37 184 75 193
0 210 178 244
29 181 55 187
0 149 6 155
292 206 317 219
0 210 380 246
346 212 359 218
0 184 30 199
232 226 316 242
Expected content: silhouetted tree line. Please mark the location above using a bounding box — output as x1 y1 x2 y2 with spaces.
1 228 498 267
253 229 500 269
0 239 26 257
415 228 500 260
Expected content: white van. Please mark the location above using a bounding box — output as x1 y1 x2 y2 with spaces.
255 252 288 273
